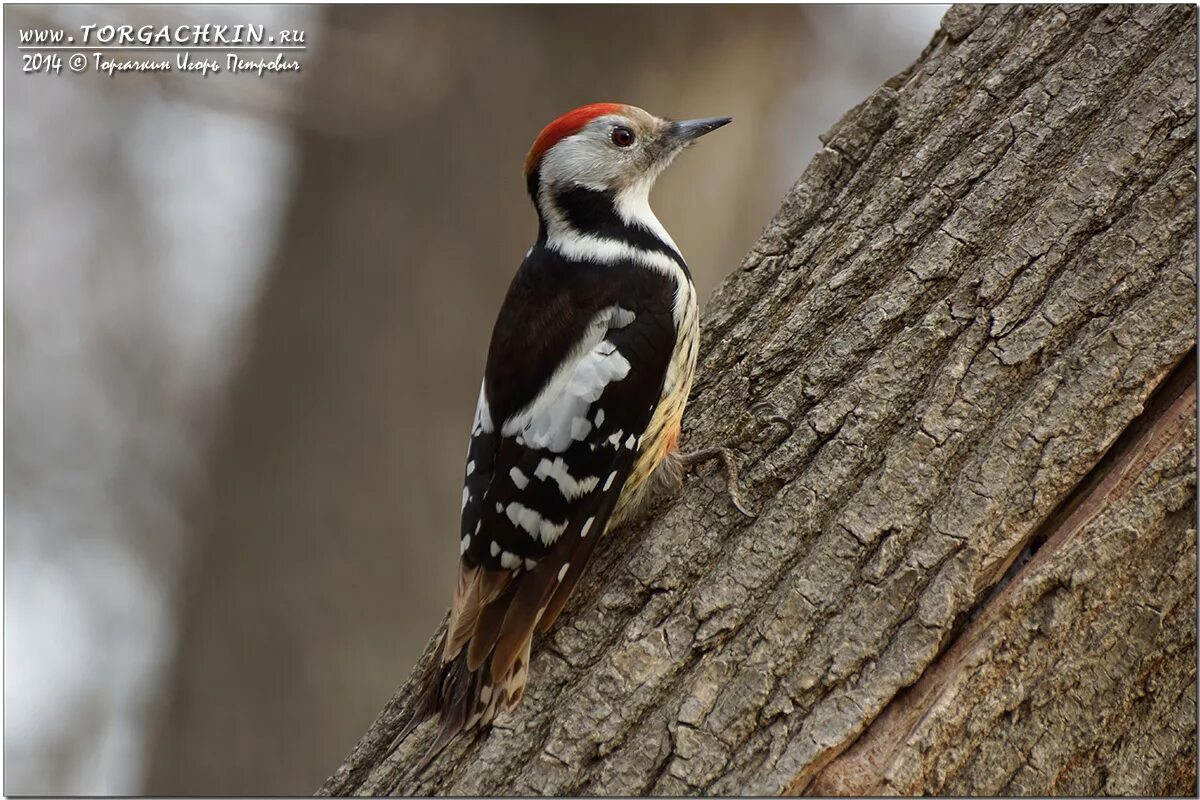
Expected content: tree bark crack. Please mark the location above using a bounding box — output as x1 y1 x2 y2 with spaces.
320 6 1196 796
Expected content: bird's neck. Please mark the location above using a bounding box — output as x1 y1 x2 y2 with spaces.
533 181 682 264
530 179 695 329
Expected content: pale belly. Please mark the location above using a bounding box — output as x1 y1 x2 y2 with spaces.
612 285 700 525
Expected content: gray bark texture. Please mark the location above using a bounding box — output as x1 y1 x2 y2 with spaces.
322 5 1197 795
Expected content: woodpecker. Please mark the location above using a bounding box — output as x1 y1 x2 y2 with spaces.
399 103 737 766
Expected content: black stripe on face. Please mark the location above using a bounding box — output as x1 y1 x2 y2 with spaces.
551 186 689 272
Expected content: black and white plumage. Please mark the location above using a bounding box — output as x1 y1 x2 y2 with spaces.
401 103 731 764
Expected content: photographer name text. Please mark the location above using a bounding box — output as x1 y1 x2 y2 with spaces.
17 22 307 78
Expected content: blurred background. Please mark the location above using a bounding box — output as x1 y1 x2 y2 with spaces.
4 4 947 794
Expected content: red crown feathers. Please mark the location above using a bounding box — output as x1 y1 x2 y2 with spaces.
524 102 627 176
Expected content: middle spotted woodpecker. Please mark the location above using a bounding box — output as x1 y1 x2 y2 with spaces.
399 103 741 765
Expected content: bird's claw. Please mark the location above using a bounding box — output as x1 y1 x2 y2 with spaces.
673 402 793 518
749 400 794 439
676 446 756 518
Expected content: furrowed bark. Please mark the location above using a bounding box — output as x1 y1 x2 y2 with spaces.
322 5 1197 795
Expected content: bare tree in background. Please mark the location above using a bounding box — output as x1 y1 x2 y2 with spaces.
146 5 823 793
322 5 1197 795
5 5 309 793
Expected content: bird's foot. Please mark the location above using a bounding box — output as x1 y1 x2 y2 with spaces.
749 400 794 441
674 402 794 519
675 446 755 518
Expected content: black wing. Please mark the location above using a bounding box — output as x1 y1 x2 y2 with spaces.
454 251 678 680
398 248 681 766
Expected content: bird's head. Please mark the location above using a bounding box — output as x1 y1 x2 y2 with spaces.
523 103 731 207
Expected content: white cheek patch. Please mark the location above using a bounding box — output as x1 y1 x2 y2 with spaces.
539 129 625 190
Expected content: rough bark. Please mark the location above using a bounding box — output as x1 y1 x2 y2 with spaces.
147 6 810 793
322 5 1197 795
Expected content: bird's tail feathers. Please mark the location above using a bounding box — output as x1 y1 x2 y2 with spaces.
393 634 532 775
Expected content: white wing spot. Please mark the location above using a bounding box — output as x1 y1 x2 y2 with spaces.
495 502 503 513
502 309 631 453
604 471 617 490
594 408 605 428
607 430 623 447
625 434 637 449
506 502 566 546
490 541 500 557
466 460 476 476
525 557 538 571
540 518 567 545
581 517 594 538
558 563 570 582
472 382 494 434
510 467 529 490
462 486 470 510
460 534 471 555
610 306 636 328
534 457 600 499
506 502 539 536
500 551 521 570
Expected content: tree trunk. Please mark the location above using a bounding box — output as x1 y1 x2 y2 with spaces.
146 6 811 794
322 5 1197 795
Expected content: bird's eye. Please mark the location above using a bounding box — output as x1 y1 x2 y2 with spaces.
611 126 635 147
